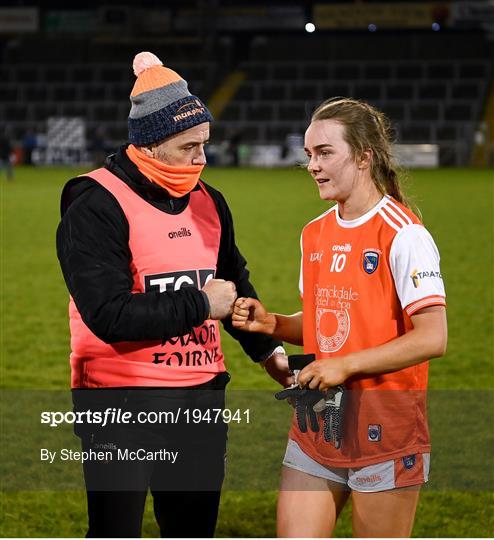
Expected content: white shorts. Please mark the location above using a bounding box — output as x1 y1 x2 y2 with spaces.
283 439 430 493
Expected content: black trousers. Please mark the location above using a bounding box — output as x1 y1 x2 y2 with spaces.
85 490 221 538
72 373 230 538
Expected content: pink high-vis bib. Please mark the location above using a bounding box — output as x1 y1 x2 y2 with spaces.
69 168 225 388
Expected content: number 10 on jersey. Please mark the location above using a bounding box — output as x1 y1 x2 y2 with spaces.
330 253 346 272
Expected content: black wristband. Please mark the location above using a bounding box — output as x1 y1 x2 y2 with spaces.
288 354 316 371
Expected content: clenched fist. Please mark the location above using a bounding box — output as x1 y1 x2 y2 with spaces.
202 279 237 320
232 297 276 334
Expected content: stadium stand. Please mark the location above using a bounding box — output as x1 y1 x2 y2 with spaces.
212 32 493 166
0 16 492 166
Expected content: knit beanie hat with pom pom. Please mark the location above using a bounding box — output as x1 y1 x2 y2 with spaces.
128 51 213 146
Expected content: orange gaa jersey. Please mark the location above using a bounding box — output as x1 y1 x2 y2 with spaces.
291 195 446 467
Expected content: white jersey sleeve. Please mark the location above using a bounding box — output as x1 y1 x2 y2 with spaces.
389 224 446 316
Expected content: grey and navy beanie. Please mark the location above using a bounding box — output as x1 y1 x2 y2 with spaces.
128 51 213 146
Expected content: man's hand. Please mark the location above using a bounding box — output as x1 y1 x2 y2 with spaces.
262 352 295 387
232 297 276 334
202 279 237 320
298 357 350 392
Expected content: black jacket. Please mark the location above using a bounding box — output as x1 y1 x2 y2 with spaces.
56 145 281 362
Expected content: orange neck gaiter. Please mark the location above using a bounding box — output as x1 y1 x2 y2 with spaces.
126 144 204 197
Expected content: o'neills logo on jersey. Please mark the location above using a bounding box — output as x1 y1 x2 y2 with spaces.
355 474 382 485
332 243 352 252
173 100 205 122
168 227 191 239
410 269 442 288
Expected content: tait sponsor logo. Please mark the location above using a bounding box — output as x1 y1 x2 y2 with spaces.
410 269 442 288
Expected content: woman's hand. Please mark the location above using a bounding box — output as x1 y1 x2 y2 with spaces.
298 357 351 391
232 297 276 335
263 352 295 387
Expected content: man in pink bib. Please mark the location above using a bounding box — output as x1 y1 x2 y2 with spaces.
56 52 290 538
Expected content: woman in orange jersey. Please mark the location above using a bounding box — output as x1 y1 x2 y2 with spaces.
232 97 447 537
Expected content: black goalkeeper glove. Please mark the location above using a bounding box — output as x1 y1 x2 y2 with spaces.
275 354 346 448
313 385 346 449
275 385 326 433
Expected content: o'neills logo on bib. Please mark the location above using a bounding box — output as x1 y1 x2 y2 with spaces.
168 227 192 239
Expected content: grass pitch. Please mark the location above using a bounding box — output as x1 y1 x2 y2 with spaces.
1 165 493 537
